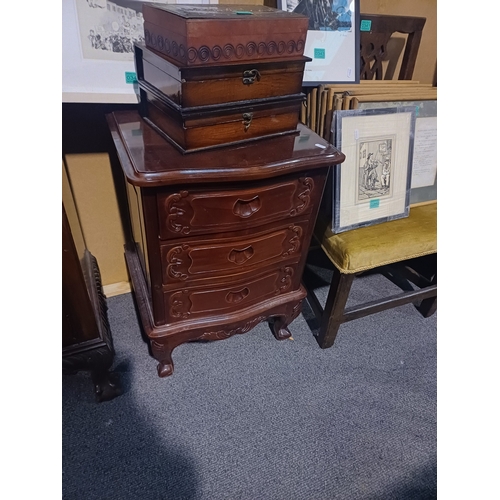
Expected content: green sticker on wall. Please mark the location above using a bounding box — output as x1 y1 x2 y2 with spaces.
369 199 380 209
125 72 137 84
314 48 325 59
360 20 372 31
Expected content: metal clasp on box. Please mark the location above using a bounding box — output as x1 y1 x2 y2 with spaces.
242 113 253 131
242 69 261 85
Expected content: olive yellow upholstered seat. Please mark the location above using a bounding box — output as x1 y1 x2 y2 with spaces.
303 203 437 348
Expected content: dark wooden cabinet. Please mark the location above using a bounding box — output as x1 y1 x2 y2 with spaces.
62 204 121 402
107 110 344 378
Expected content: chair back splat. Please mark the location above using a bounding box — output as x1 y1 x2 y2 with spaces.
360 13 426 80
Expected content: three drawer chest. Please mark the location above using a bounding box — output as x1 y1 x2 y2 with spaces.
107 112 344 377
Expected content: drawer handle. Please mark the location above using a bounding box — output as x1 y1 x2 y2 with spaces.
226 287 249 304
242 69 261 85
242 112 253 131
233 196 261 218
228 246 254 265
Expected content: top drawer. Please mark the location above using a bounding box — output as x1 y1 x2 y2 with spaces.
157 175 319 240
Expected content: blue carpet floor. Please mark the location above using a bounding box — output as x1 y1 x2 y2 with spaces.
63 271 437 500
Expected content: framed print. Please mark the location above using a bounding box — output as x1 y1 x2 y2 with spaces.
279 0 360 85
62 0 218 103
333 107 417 233
357 100 437 206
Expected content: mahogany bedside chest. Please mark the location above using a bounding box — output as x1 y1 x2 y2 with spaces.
107 111 344 378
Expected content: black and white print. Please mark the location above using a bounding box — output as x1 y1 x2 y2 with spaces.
357 138 394 202
74 0 213 61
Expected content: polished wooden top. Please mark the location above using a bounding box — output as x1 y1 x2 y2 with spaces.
106 111 345 187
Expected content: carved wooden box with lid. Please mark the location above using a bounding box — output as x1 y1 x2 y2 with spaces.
142 3 309 67
134 42 311 108
138 79 304 153
106 111 345 379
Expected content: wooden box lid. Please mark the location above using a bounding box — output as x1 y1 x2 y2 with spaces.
142 3 309 67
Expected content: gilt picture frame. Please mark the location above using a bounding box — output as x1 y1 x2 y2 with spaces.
333 107 417 233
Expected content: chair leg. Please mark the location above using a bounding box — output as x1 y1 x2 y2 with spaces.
416 270 437 318
316 270 354 349
417 296 437 318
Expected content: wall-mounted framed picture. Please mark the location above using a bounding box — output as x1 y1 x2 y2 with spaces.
278 0 360 85
333 106 417 233
62 0 218 103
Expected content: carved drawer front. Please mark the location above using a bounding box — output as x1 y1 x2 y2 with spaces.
164 266 297 322
157 176 315 239
160 221 306 285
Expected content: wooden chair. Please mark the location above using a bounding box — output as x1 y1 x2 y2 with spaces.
303 203 437 349
360 13 426 80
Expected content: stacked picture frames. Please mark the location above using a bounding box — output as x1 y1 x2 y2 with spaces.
304 81 437 217
332 106 417 234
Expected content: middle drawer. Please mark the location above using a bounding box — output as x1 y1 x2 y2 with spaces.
160 219 308 286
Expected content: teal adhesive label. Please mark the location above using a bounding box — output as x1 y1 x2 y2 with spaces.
125 72 137 84
370 199 380 209
314 48 326 59
360 20 372 31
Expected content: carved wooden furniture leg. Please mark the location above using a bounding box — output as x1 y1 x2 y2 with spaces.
151 339 175 378
269 316 292 340
269 300 302 340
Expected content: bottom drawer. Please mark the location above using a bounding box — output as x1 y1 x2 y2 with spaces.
164 266 297 322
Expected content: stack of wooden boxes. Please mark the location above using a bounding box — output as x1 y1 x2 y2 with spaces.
134 3 310 153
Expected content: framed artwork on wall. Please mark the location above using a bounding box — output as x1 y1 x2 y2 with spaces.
333 107 417 233
278 0 360 85
62 0 218 103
